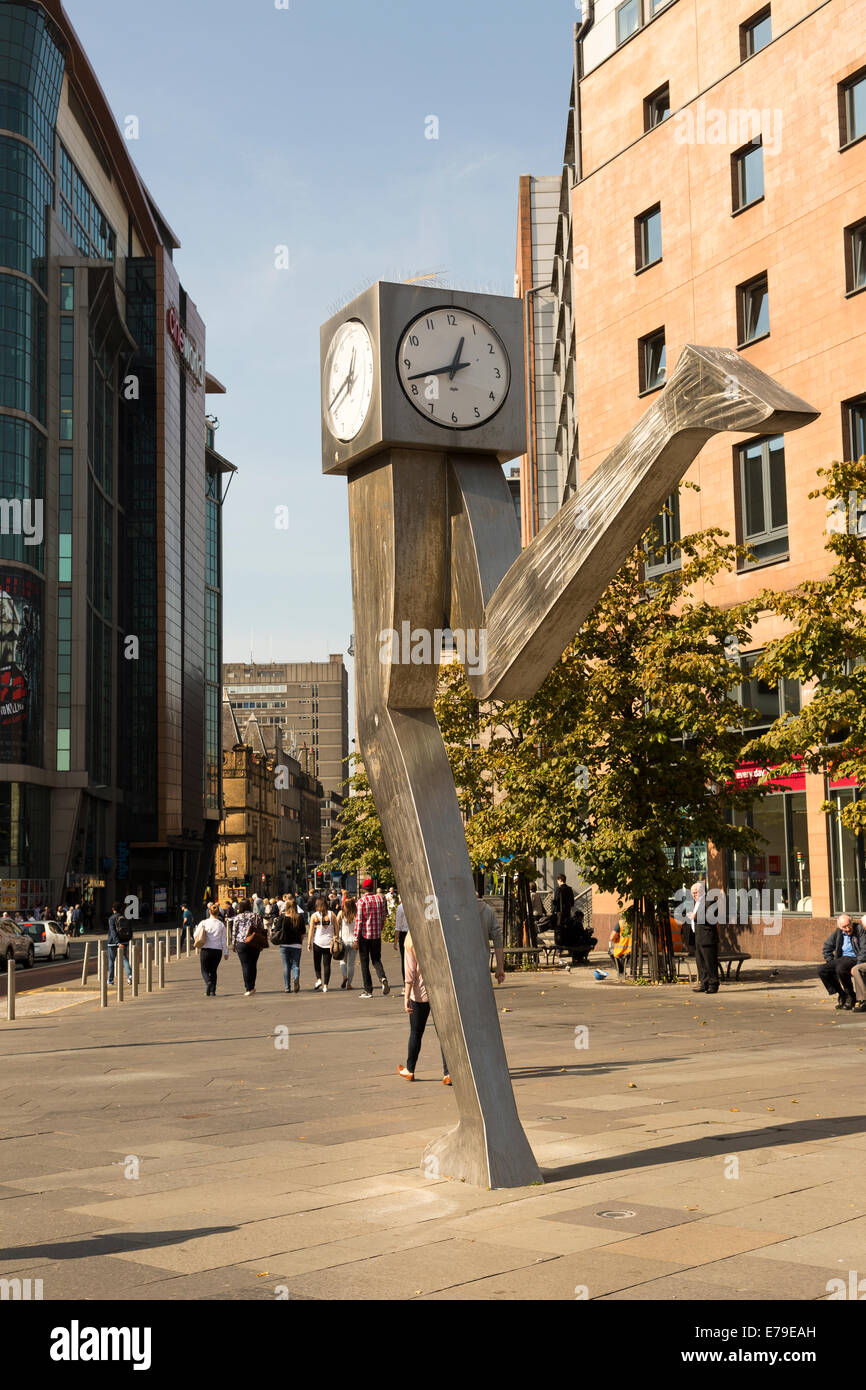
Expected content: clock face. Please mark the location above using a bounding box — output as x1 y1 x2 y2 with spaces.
396 307 511 430
323 319 375 441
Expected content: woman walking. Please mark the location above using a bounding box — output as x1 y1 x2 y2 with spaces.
394 895 408 982
307 896 337 992
337 895 357 989
397 932 450 1084
231 897 265 997
279 895 306 993
195 902 229 996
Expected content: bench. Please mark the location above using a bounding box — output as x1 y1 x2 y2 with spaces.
675 947 751 982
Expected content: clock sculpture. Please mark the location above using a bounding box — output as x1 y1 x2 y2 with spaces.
321 281 818 1189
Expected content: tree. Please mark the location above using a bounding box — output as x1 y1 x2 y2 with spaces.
324 755 392 881
748 455 866 833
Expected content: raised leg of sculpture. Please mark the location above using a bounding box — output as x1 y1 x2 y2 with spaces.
347 450 542 1188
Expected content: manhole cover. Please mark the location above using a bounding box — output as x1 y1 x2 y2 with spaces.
596 1209 637 1219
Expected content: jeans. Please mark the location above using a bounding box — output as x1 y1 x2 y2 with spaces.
280 944 301 989
406 999 448 1075
107 942 132 984
819 957 856 1000
340 945 356 984
358 936 387 993
236 942 259 991
397 931 406 982
200 947 223 994
313 943 332 986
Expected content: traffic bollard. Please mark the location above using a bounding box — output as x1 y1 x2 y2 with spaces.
99 949 107 1008
185 926 190 958
175 928 181 960
130 942 138 997
6 959 14 1021
145 942 153 993
97 942 104 988
157 939 165 989
80 941 90 986
116 949 124 1003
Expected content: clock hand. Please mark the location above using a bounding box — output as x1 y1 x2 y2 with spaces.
329 351 358 410
407 360 472 382
448 337 466 382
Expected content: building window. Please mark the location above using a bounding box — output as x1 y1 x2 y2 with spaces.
616 0 641 46
828 788 866 914
740 7 772 60
732 138 764 211
727 790 811 914
734 650 800 729
845 218 866 294
840 68 866 148
644 83 671 130
843 396 866 461
645 491 681 575
639 328 666 394
636 204 662 270
737 435 788 567
737 272 770 346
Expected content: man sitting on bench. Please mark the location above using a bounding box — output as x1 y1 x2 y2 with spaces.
819 914 866 1011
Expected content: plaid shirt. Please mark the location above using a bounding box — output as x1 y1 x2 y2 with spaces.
354 892 386 942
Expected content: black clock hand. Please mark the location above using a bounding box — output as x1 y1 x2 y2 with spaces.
448 337 466 381
329 349 357 410
407 360 472 382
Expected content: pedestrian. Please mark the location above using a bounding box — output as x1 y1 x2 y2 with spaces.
394 895 408 981
70 902 82 935
194 902 228 996
690 881 719 994
337 895 357 989
277 894 306 992
181 902 194 946
552 874 574 958
107 902 133 985
819 914 866 1011
609 910 633 976
386 885 397 915
307 896 337 993
397 932 450 1084
231 897 267 997
354 877 391 999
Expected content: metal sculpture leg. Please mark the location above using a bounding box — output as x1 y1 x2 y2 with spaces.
348 449 542 1188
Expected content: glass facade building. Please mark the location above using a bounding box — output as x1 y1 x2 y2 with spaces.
0 1 234 920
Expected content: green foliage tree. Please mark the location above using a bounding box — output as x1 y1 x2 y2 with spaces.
324 755 393 882
748 455 866 834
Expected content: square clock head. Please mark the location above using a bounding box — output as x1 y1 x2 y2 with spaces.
321 281 526 475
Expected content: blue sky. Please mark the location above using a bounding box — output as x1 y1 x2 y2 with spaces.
65 0 575 669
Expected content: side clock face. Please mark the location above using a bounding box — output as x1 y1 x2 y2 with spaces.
396 307 511 430
323 319 375 441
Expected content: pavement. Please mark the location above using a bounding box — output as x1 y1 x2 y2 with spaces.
0 944 863 1302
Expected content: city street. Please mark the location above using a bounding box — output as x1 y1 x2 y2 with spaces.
1 951 862 1302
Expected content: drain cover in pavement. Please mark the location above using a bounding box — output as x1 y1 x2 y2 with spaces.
596 1209 637 1219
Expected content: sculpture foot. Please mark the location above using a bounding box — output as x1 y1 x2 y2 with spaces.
422 1121 543 1190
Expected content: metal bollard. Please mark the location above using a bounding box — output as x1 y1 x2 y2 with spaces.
175 927 181 960
165 930 171 963
97 941 104 988
6 958 14 1021
116 949 124 1003
157 939 165 989
185 926 190 958
99 949 107 1008
145 942 153 993
130 942 138 997
80 941 90 986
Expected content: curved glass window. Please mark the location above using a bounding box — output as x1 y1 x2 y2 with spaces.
0 5 64 169
0 271 44 419
0 414 43 569
0 135 52 284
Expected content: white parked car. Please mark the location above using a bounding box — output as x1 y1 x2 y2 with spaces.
18 919 70 961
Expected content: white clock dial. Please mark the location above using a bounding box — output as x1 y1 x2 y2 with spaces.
324 319 375 441
397 307 511 430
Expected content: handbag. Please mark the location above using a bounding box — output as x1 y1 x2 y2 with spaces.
193 923 207 951
245 915 270 952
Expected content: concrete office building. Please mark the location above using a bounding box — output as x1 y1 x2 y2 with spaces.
515 174 561 544
223 656 349 797
0 1 234 920
518 0 866 955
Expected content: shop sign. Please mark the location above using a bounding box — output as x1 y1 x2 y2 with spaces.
166 305 205 386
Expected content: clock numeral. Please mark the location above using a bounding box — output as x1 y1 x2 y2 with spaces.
471 323 476 334
426 318 434 330
447 313 456 326
474 407 480 419
428 404 434 413
411 384 419 395
409 334 420 347
494 368 501 379
489 392 496 401
404 358 411 368
488 343 495 354
451 412 458 423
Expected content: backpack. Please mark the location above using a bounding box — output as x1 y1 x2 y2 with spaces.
114 915 133 945
269 917 286 946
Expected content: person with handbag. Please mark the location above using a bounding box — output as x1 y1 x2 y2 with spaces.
194 902 229 996
277 895 306 992
231 897 268 997
307 896 337 992
337 896 357 989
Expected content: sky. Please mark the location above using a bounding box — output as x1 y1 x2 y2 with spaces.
64 0 576 673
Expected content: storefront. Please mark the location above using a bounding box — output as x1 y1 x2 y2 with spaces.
827 781 865 915
727 765 812 914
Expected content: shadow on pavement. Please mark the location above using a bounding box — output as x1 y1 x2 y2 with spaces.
0 1226 237 1262
542 1114 866 1182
